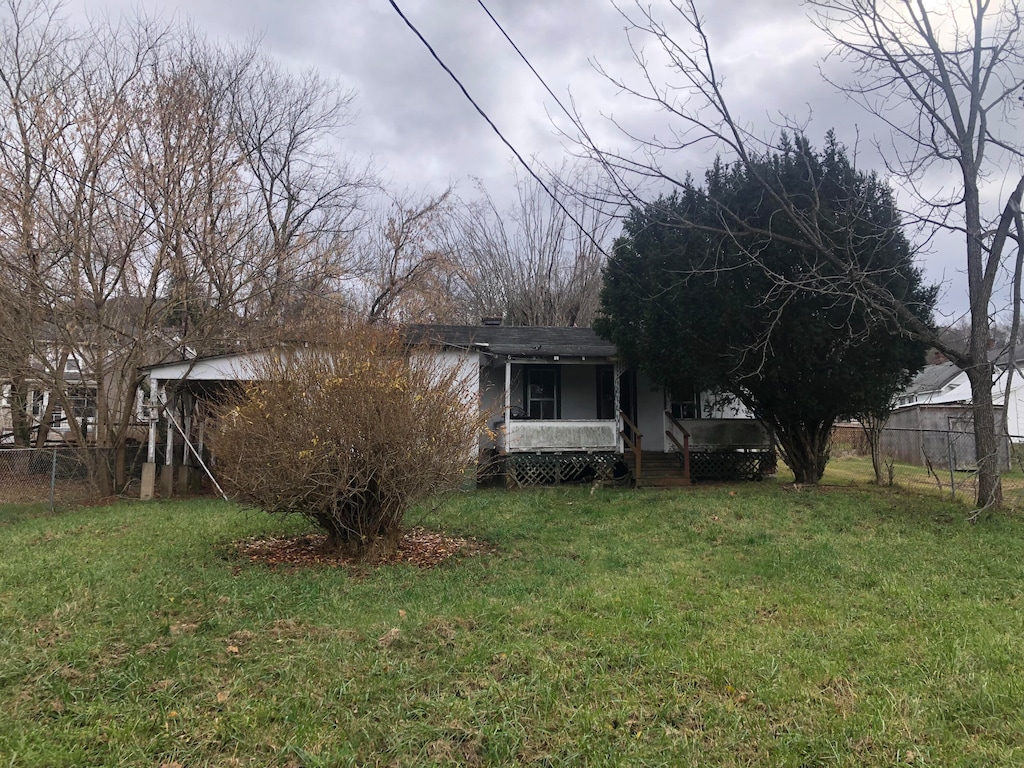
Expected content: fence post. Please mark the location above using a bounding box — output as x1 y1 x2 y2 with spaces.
946 431 956 501
49 446 57 513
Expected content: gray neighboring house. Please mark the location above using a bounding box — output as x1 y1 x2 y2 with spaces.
138 324 773 498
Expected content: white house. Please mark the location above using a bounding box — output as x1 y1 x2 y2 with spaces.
138 325 773 498
895 354 1024 440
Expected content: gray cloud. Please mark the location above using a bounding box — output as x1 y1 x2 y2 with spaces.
66 0 1005 317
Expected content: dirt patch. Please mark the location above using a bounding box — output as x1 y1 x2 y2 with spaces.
233 527 491 571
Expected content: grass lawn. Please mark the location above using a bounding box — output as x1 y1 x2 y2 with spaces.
823 454 1024 510
2 485 1023 766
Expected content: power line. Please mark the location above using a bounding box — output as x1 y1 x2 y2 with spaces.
387 0 610 260
474 0 580 132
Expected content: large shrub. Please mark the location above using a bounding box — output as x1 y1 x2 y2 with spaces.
210 324 483 559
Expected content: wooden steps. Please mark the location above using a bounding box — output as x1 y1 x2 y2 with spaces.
624 451 691 488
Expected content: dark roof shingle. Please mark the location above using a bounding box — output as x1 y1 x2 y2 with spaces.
406 325 617 358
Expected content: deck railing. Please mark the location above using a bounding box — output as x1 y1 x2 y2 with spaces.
505 419 618 453
620 410 643 482
664 411 691 483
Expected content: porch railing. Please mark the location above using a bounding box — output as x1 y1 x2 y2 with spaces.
505 419 618 453
620 410 642 482
664 410 692 483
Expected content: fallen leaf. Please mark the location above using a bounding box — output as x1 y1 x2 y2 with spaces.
232 527 491 571
216 691 230 704
226 645 240 655
377 627 401 648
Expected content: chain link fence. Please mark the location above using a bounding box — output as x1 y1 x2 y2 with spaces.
0 445 150 510
830 424 1024 504
6 428 1024 510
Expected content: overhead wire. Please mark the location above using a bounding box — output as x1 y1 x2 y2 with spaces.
386 0 610 260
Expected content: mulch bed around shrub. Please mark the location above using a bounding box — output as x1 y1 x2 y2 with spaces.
233 526 491 570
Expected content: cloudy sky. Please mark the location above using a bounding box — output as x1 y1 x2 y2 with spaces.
63 0 1021 321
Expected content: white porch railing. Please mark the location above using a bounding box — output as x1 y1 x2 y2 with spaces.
504 419 619 453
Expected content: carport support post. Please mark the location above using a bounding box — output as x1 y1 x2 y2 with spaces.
140 379 159 500
176 391 193 495
160 390 176 498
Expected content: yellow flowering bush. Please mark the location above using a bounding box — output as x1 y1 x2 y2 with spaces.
210 323 484 560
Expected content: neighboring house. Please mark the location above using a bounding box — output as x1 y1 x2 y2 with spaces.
0 353 100 446
138 324 774 499
1 306 197 448
887 352 1024 469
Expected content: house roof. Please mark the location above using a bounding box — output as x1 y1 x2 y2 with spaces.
903 361 963 398
898 356 1024 409
406 325 617 359
142 325 618 383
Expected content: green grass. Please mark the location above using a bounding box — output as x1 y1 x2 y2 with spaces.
823 454 1024 509
2 485 1024 766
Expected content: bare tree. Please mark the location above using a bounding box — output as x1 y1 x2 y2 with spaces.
808 0 1024 509
580 0 1024 508
229 54 372 325
453 165 613 327
0 0 75 446
358 187 461 324
0 3 372 494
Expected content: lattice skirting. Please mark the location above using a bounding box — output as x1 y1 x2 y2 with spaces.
690 449 776 481
505 453 624 488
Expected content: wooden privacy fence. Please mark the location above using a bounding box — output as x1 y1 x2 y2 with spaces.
831 423 1013 471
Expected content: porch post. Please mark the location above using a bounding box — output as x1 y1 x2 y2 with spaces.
614 362 623 454
194 414 206 493
161 390 175 498
504 358 512 453
140 378 159 500
177 391 193 495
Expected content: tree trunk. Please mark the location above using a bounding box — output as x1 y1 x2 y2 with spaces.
9 378 31 447
115 445 127 492
92 446 114 496
967 365 1003 509
777 423 830 484
861 415 887 485
34 396 56 450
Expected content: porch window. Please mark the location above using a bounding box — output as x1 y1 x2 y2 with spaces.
525 366 559 420
670 382 699 420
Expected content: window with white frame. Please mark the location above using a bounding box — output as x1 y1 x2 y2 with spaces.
525 367 559 420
